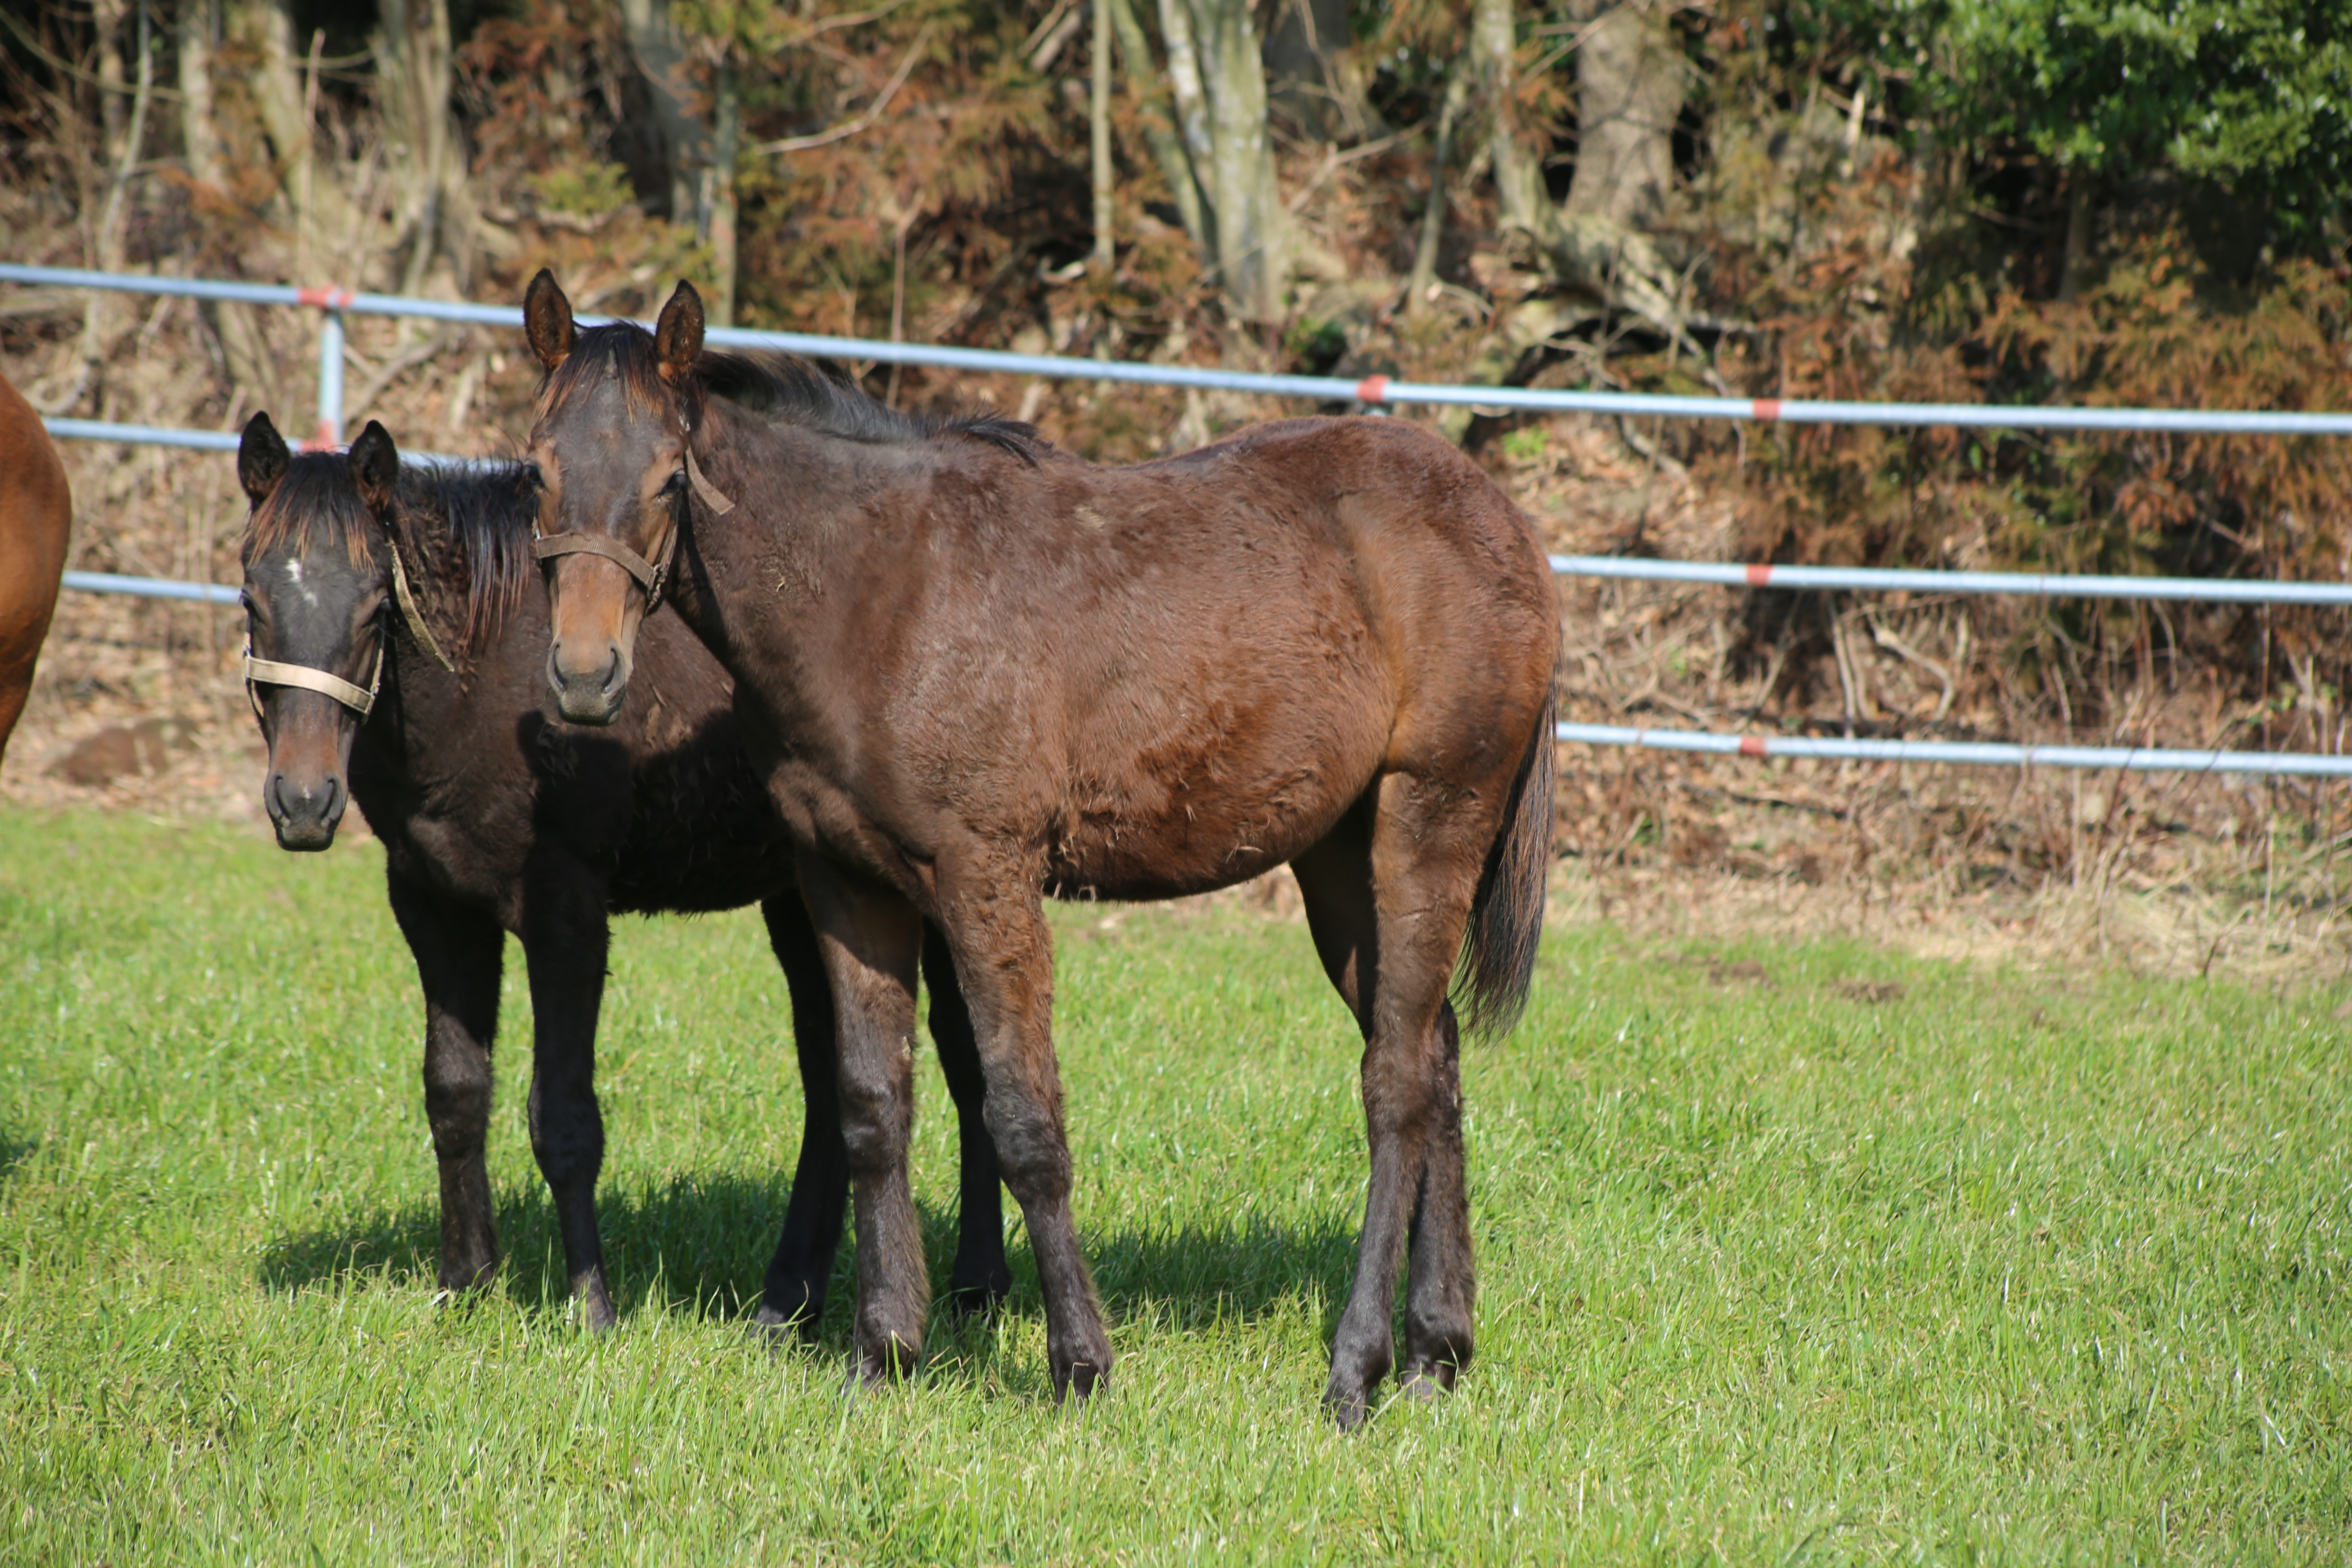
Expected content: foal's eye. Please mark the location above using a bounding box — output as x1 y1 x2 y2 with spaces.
658 469 687 497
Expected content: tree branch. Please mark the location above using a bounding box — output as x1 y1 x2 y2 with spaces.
751 24 933 156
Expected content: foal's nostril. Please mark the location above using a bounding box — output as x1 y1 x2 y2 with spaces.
321 775 345 825
599 649 623 697
266 771 291 823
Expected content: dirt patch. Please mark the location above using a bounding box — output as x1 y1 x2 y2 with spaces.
48 715 202 786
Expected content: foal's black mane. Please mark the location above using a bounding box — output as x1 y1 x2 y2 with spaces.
243 452 538 652
546 321 1043 463
396 458 539 648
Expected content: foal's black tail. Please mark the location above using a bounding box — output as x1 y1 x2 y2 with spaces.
1454 684 1556 1041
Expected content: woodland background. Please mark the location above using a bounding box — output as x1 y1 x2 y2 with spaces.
2 0 2351 970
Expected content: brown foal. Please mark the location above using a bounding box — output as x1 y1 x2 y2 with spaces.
520 272 1559 1427
0 370 69 766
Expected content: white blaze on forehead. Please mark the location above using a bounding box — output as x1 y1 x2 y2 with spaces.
280 557 318 607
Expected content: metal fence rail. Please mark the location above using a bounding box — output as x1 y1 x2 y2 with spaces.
1553 723 2352 777
18 261 2352 775
12 260 2352 434
1552 555 2352 608
63 569 238 606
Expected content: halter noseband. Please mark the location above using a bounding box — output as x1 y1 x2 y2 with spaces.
242 548 454 721
526 441 733 612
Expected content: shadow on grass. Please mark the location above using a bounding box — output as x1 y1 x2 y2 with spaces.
262 1168 1360 1344
259 1169 812 1324
0 1131 36 1184
1088 1213 1358 1328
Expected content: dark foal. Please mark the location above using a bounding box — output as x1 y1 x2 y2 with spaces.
234 411 1010 1333
519 274 1559 1426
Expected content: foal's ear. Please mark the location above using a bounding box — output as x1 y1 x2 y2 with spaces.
524 267 575 371
653 279 705 386
349 420 401 516
238 411 290 508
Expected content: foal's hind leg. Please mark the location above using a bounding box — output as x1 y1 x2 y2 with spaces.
1401 1000 1474 1398
754 893 849 1339
519 864 618 1329
385 873 504 1294
1292 775 1486 1428
924 930 1011 1313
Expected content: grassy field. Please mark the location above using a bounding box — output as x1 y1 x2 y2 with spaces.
0 810 2345 1564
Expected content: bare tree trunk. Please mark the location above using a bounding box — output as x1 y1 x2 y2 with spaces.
55 0 151 415
2057 174 2094 302
707 62 740 325
1564 0 1684 228
1490 0 1697 346
1262 0 1364 140
616 0 708 226
1155 0 1287 321
1107 0 1207 246
178 0 277 414
1475 0 1547 238
96 0 130 181
177 0 221 189
376 0 476 295
221 0 359 256
1091 0 1113 268
1408 56 1471 317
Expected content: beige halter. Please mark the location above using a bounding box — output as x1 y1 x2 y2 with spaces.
526 439 734 611
242 548 453 720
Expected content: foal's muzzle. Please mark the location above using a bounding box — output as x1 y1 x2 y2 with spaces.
547 639 629 726
266 768 347 851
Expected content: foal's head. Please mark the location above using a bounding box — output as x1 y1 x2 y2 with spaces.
521 267 1040 724
522 269 702 726
236 412 399 849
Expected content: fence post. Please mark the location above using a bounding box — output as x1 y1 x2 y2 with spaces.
316 305 345 450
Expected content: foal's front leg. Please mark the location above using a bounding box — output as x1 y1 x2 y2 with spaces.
519 863 618 1329
935 868 1112 1399
385 873 504 1293
793 850 930 1382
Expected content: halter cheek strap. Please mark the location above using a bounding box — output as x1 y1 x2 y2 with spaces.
389 548 456 673
686 448 735 515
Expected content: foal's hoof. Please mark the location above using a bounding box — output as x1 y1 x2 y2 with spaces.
1324 1388 1372 1432
945 1277 1011 1319
748 1302 817 1346
1323 1343 1392 1430
1051 1340 1112 1403
572 1270 618 1332
852 1333 923 1387
751 1288 825 1345
436 1252 501 1296
1398 1366 1454 1404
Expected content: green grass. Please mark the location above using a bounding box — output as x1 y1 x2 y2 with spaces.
0 810 2346 1564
